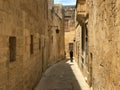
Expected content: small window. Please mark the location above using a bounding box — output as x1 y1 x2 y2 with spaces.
30 35 33 54
39 38 41 50
9 37 16 62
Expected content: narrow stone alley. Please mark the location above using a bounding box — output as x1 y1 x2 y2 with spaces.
34 59 90 90
1 0 120 90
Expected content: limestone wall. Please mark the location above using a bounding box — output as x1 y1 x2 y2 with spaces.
0 0 49 90
0 0 65 89
88 0 120 89
64 6 76 58
0 0 23 90
48 7 65 66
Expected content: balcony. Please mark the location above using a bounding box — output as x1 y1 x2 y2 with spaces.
76 0 87 25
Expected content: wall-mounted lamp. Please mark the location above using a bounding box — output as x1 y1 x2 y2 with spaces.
73 37 76 42
73 39 76 42
48 26 60 34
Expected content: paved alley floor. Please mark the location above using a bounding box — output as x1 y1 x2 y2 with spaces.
34 59 90 90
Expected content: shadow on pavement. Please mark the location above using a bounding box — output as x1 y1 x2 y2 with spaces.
64 60 82 90
34 59 82 90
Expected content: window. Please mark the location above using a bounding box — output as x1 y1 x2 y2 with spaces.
30 35 33 54
9 37 16 62
39 38 41 50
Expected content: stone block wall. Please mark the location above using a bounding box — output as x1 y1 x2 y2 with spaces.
64 6 76 58
0 0 49 90
48 7 65 66
22 0 49 89
76 0 89 84
53 12 65 61
0 0 65 90
88 0 120 89
0 0 23 90
75 25 82 68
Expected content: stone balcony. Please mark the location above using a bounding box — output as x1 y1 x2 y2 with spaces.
76 0 87 25
76 11 86 25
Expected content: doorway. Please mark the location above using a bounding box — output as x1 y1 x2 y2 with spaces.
42 47 44 72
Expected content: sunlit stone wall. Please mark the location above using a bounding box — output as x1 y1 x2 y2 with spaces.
88 0 120 89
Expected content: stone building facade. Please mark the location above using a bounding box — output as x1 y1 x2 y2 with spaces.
63 6 76 57
76 0 120 90
48 2 65 66
76 0 89 83
63 6 75 32
0 0 65 90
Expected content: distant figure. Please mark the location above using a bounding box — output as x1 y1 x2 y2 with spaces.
64 51 66 58
70 50 73 62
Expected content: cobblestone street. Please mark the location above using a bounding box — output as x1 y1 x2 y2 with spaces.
34 59 90 90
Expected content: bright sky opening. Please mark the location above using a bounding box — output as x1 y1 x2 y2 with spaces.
54 0 76 6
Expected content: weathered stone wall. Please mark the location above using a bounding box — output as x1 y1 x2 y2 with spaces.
48 5 65 66
0 0 23 90
75 25 82 68
64 6 76 58
53 12 65 62
0 0 48 90
22 0 49 90
88 0 120 89
75 0 90 86
0 0 65 89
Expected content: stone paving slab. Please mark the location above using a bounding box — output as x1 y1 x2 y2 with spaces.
34 60 90 90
